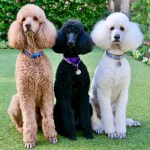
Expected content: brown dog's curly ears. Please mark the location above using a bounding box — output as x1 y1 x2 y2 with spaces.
8 20 26 50
35 20 57 49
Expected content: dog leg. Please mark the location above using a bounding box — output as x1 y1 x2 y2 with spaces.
90 100 104 134
20 95 37 149
58 97 77 141
114 88 128 139
8 94 23 133
40 90 57 144
97 88 116 139
78 87 93 139
54 79 77 141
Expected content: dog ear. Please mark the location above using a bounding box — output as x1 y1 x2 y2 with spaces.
122 22 144 51
91 20 111 49
35 20 57 49
52 29 67 53
75 31 94 54
8 20 26 50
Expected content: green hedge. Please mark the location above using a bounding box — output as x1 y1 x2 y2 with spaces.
0 0 108 40
129 0 150 65
131 0 149 42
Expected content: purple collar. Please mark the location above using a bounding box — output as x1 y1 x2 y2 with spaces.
63 56 81 67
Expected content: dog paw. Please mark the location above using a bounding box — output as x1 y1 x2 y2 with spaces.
126 118 141 127
108 133 118 139
95 129 104 134
116 133 126 139
68 135 77 141
84 133 94 139
49 137 58 144
25 142 35 149
132 121 141 127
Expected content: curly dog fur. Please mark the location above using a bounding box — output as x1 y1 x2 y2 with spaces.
52 20 94 140
90 12 143 139
7 4 57 149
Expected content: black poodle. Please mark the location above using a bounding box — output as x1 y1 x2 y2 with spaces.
52 20 94 141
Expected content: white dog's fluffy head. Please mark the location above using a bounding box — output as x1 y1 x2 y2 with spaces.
91 12 143 52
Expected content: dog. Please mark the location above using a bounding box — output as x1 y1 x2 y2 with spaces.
52 20 94 141
7 4 57 149
90 12 143 139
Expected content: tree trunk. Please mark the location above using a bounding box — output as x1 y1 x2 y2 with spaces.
109 0 115 13
120 0 130 16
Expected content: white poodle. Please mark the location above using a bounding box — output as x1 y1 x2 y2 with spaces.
90 12 143 139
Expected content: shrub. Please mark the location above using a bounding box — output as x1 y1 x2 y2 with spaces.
0 40 9 49
130 0 149 65
0 0 108 40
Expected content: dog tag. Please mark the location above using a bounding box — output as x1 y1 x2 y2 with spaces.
117 61 121 67
76 68 81 75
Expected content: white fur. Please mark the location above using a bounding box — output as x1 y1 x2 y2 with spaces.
90 12 143 139
91 13 143 54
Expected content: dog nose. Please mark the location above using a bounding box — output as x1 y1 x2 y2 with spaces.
25 24 31 29
67 41 75 47
114 34 120 40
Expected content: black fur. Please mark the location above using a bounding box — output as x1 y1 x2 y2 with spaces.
52 20 94 140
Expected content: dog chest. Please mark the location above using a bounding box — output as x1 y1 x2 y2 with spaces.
95 57 131 103
16 54 52 92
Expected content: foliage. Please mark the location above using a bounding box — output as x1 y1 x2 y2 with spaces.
0 40 9 49
0 0 108 40
130 0 150 64
129 49 150 65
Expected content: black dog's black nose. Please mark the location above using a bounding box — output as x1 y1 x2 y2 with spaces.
25 24 31 29
114 34 120 40
67 41 75 47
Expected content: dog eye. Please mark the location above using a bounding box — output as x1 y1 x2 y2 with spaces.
74 33 78 37
110 27 114 30
33 16 38 21
22 17 26 22
120 26 124 31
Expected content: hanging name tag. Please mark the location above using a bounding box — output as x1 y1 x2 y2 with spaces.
117 61 121 67
76 68 81 75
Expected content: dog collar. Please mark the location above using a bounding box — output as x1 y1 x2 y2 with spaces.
63 56 81 75
63 56 81 66
106 50 125 60
22 50 43 59
106 50 125 67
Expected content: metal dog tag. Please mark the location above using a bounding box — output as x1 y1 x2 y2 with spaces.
76 68 81 75
117 61 121 67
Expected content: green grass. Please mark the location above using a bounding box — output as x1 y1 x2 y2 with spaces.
0 47 150 150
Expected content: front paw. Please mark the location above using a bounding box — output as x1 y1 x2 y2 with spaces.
108 133 118 139
116 132 126 139
94 128 104 135
68 135 77 141
25 142 35 149
49 136 58 144
84 133 94 139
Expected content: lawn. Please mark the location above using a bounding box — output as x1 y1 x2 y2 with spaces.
0 47 150 150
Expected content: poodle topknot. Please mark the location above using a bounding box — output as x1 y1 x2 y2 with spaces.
17 4 46 23
62 20 84 35
91 12 143 53
8 4 56 50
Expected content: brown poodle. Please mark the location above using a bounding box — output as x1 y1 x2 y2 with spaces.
7 4 57 149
